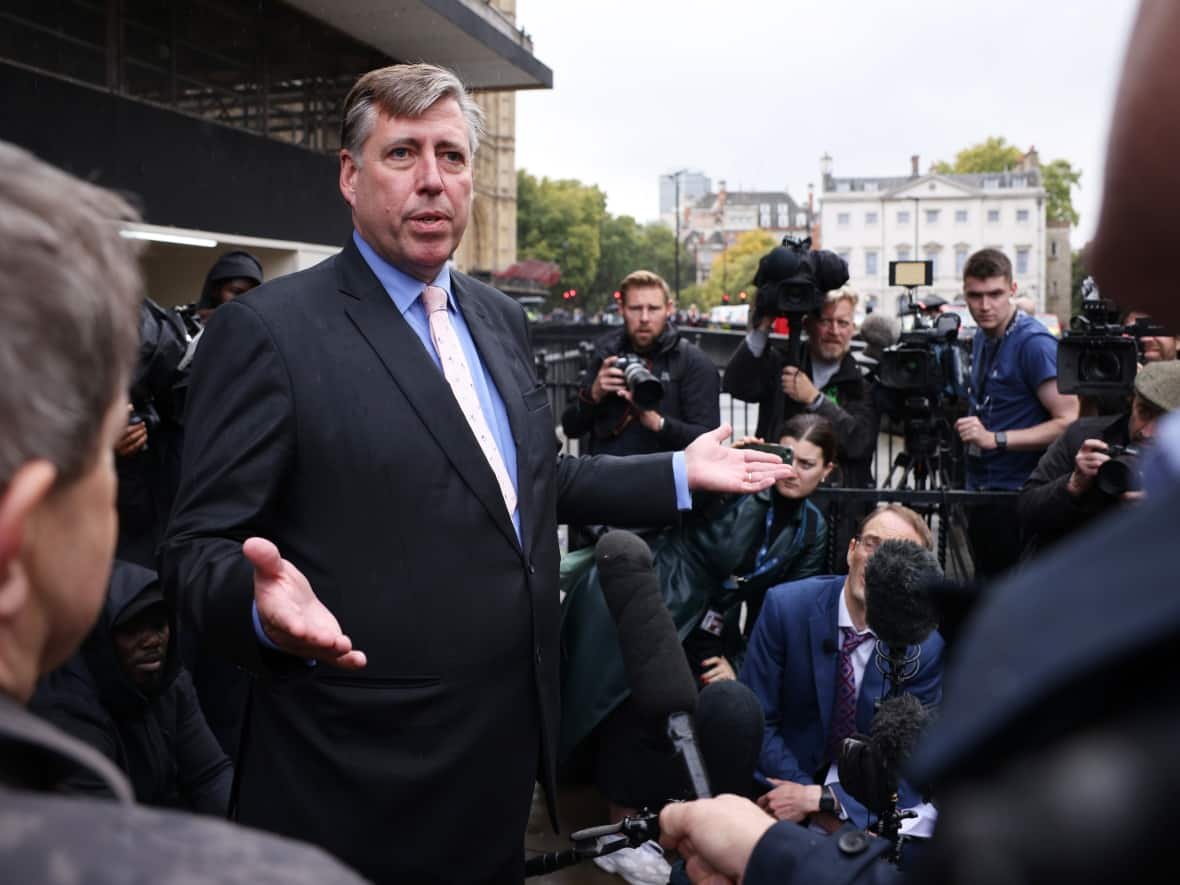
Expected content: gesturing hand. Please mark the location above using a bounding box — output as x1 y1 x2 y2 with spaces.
244 537 367 669
659 795 774 885
684 425 792 494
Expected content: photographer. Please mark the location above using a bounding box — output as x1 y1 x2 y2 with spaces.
194 250 263 323
1018 359 1180 556
562 270 719 457
725 286 878 492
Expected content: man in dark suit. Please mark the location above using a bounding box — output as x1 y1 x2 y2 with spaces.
160 63 786 884
741 505 943 832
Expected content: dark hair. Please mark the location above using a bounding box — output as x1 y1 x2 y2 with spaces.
963 248 1013 285
773 414 837 465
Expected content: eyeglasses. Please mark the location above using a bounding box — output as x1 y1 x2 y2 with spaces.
813 317 854 331
855 534 883 553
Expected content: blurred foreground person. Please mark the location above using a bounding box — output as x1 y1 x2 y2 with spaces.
0 139 365 883
657 1 1180 881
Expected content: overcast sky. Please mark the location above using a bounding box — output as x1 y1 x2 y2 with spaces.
514 0 1140 247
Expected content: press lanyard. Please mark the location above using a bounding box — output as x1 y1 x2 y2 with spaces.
972 310 1017 413
736 502 807 585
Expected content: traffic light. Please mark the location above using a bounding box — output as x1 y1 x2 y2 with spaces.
739 291 748 301
722 293 730 303
613 291 622 300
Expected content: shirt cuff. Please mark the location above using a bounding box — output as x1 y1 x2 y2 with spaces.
745 328 770 358
672 451 692 510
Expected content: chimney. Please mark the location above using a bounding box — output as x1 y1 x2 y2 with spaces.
911 154 920 177
807 182 814 215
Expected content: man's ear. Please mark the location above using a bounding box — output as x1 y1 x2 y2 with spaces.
339 150 359 209
0 461 57 618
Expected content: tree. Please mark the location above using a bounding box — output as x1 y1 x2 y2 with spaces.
1042 159 1082 226
932 138 1081 228
1071 243 1091 316
516 170 607 306
689 230 777 310
931 137 1023 175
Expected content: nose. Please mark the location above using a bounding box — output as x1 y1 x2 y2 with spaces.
415 152 444 193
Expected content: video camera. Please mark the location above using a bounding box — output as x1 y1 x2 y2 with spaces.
752 236 849 366
879 312 967 399
1058 277 1167 397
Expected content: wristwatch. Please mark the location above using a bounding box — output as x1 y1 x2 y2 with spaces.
994 430 1008 450
818 784 838 814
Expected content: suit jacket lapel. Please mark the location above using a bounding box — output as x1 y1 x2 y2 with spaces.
810 587 838 741
337 243 519 550
858 642 885 730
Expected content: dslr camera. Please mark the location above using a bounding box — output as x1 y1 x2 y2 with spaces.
1096 443 1148 496
1058 277 1166 396
614 354 664 410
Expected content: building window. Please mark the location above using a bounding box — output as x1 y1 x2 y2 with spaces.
955 247 969 276
837 212 850 226
897 210 911 225
1016 209 1030 223
1051 240 1058 257
864 181 879 192
837 181 851 193
955 209 968 224
925 249 939 277
983 178 1000 190
987 209 1001 223
896 246 911 262
865 211 879 225
866 251 879 276
796 212 808 227
1016 248 1031 275
925 209 940 224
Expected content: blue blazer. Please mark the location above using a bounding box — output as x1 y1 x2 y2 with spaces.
740 575 944 827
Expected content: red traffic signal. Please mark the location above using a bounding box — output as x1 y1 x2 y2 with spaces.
613 291 622 300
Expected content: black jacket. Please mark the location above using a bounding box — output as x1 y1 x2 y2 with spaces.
1018 412 1130 557
561 324 720 455
31 561 232 814
724 337 879 489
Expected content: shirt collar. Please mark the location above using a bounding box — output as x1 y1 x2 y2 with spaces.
837 585 874 637
352 230 453 315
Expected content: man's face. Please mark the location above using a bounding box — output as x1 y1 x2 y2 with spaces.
623 285 671 352
339 98 473 283
844 510 929 611
1125 312 1177 362
112 603 170 692
25 397 125 672
215 277 258 307
806 299 855 362
1129 394 1163 441
964 276 1017 335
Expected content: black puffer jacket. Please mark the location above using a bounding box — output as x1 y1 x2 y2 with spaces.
31 562 232 814
561 324 720 455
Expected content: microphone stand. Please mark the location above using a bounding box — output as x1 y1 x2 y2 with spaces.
524 811 659 878
873 643 921 866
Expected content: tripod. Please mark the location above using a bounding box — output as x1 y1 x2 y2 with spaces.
883 397 957 491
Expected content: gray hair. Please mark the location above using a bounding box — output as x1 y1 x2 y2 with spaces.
0 141 142 491
341 63 486 163
825 284 860 311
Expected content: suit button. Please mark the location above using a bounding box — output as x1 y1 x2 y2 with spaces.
528 562 536 575
837 830 870 856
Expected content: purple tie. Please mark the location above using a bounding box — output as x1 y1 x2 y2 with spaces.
421 285 517 517
827 626 875 761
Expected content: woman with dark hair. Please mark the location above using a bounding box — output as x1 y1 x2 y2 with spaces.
558 416 836 847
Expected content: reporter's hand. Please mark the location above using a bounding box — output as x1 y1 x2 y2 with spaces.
591 356 626 403
684 425 792 494
756 779 822 822
115 418 148 457
700 656 736 684
244 537 367 669
781 366 819 404
955 416 995 450
659 795 774 885
1067 438 1111 496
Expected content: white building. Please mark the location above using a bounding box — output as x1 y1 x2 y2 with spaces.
819 155 1047 318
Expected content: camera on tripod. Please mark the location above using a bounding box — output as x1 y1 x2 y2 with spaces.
1057 277 1166 397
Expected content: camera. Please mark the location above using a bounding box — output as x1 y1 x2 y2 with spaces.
752 235 849 321
1058 277 1166 396
1096 443 1147 496
614 354 664 410
741 442 794 465
879 312 967 399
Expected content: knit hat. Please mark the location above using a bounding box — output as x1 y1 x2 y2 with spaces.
1134 359 1180 413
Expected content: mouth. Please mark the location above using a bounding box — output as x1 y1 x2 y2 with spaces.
134 655 163 672
407 212 451 232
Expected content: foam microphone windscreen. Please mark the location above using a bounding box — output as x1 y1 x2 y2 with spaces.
695 681 765 798
860 313 901 353
595 530 698 718
864 538 942 648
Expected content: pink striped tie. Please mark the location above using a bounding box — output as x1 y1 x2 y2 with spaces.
421 285 517 517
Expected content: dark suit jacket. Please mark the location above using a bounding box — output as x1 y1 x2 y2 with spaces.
740 576 944 827
160 238 681 883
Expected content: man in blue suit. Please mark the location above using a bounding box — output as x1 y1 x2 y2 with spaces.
741 504 943 831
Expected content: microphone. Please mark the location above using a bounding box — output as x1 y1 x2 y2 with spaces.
859 313 901 361
595 530 711 799
864 539 941 692
694 680 765 798
838 693 932 815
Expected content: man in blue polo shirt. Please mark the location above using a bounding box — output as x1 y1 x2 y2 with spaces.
954 248 1078 578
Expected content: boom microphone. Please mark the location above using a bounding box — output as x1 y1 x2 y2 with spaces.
595 530 711 798
860 313 901 360
694 680 765 798
864 539 941 649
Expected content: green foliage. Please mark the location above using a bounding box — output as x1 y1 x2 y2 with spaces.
1071 243 1091 316
517 171 694 313
931 138 1081 229
690 230 777 310
1043 159 1082 226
